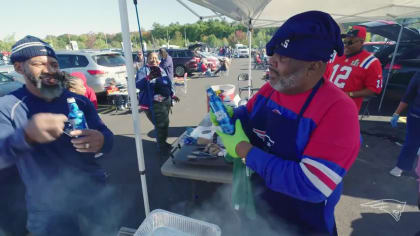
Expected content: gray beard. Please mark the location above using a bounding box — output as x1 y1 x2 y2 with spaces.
28 74 64 100
269 72 299 92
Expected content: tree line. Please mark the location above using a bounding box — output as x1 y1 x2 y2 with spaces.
0 19 277 52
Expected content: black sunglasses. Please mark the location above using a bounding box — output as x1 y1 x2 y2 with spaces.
343 39 361 46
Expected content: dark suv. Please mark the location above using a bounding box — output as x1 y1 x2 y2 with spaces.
359 21 420 99
166 49 199 77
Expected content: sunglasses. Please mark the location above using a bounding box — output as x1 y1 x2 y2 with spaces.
343 39 361 46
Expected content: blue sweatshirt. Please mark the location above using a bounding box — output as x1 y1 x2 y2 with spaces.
160 55 174 80
402 72 420 116
0 86 113 211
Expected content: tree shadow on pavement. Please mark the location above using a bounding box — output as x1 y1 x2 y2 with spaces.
350 212 420 236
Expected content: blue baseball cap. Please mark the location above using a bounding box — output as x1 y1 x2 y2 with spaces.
266 11 344 62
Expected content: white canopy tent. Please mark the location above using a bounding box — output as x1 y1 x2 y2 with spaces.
185 0 420 99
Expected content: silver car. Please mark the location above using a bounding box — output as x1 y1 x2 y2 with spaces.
56 50 127 93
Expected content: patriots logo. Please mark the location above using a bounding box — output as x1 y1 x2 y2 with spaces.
360 199 406 222
253 128 275 147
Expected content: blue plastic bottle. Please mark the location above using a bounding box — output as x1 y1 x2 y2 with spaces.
67 97 88 130
207 87 234 135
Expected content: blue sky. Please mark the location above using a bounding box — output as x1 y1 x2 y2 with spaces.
1 0 220 40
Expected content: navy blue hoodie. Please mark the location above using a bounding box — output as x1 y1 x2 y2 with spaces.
0 86 113 211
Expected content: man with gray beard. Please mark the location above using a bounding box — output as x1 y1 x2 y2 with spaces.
214 11 360 235
0 36 115 236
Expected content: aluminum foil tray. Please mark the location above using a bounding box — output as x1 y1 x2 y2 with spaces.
135 209 221 236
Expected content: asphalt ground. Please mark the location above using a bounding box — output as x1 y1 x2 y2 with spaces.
90 58 419 235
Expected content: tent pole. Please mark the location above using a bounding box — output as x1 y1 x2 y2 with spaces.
118 0 151 216
248 22 252 98
378 19 405 112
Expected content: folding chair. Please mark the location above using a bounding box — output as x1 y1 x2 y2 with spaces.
360 96 375 120
237 73 259 99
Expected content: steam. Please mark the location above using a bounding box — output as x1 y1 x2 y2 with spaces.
170 184 300 236
28 168 128 236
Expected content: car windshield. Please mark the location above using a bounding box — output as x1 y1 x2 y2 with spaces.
0 73 13 83
238 47 247 49
92 54 125 67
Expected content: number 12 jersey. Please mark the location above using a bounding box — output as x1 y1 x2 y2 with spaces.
324 50 383 111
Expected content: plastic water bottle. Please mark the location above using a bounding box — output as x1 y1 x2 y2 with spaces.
67 97 88 130
206 87 234 135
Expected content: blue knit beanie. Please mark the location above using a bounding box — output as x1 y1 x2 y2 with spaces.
266 11 344 62
10 35 57 63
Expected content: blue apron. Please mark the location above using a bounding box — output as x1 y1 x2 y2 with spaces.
248 79 339 235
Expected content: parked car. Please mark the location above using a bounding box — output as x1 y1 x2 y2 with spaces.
166 49 199 77
363 41 394 53
196 51 220 71
358 21 420 99
235 45 250 58
0 72 23 96
55 50 127 94
0 63 14 74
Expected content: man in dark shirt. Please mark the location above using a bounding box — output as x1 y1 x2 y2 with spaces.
0 35 115 236
390 72 420 177
159 48 174 80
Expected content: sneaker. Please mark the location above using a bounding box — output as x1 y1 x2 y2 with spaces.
389 166 403 177
117 105 124 111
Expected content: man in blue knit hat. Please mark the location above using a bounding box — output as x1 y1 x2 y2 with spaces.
0 35 116 236
214 11 360 235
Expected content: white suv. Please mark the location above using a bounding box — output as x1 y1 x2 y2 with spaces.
236 46 250 58
56 50 127 94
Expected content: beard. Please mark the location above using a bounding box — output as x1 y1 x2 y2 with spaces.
269 67 306 92
24 69 64 100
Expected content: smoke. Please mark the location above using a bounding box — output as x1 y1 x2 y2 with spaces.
169 184 301 236
26 168 130 236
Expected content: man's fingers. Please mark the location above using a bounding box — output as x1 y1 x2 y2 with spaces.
54 114 68 122
69 129 94 137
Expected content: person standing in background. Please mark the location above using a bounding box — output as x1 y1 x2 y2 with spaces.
136 52 179 156
69 72 97 109
159 48 173 81
324 25 383 112
389 72 420 177
134 50 144 72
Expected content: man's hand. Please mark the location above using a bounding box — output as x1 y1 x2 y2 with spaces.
216 119 250 158
209 105 234 126
70 129 105 153
390 113 399 128
172 96 180 103
24 113 68 144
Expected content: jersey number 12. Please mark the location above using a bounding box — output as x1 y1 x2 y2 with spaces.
329 65 352 89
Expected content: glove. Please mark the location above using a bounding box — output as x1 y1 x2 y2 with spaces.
390 113 399 128
209 105 234 126
216 119 250 158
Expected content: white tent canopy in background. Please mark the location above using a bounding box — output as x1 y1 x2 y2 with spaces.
186 0 420 101
187 0 420 27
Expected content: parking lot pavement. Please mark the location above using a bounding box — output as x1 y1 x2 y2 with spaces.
98 58 420 235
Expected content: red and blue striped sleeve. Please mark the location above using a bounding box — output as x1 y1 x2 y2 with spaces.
246 96 360 202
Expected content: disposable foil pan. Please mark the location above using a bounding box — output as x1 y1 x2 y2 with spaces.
135 209 221 236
